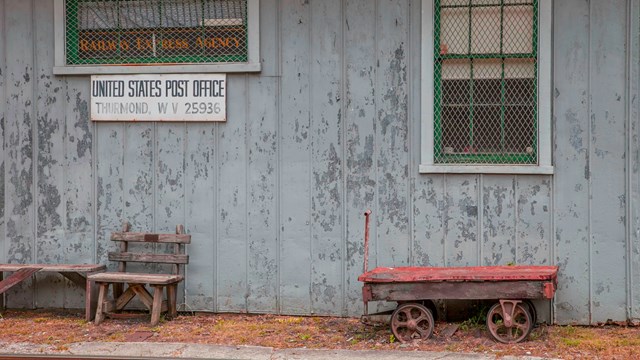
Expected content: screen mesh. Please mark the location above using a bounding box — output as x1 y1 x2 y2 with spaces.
434 0 538 164
66 0 248 65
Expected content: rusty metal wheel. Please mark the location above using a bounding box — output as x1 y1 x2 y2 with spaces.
390 303 434 343
522 299 537 325
486 301 533 343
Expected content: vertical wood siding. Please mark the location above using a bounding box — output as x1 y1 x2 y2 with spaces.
0 0 639 324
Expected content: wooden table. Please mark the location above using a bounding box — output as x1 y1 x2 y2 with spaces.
0 264 106 321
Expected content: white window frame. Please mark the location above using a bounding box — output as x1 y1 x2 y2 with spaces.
419 0 553 175
52 0 261 75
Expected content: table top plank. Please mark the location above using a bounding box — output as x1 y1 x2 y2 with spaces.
0 264 106 272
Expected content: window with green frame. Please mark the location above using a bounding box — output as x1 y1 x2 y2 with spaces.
434 0 538 165
65 0 248 65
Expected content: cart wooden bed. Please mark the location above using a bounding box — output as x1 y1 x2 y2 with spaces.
358 210 559 343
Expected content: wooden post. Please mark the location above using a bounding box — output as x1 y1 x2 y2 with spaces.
150 286 164 326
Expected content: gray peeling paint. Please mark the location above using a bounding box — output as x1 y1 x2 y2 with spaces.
0 0 639 325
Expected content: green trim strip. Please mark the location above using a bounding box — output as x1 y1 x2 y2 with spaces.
441 2 534 9
65 0 249 65
433 0 538 165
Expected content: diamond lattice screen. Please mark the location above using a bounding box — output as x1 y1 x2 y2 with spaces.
434 0 538 164
66 0 248 65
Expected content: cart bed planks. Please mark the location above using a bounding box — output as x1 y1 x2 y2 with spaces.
358 210 559 344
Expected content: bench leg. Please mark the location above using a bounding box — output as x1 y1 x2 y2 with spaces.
95 283 109 325
85 273 101 322
0 272 4 314
167 283 177 320
150 286 164 326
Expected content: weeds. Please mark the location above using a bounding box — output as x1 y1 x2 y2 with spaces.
459 305 488 331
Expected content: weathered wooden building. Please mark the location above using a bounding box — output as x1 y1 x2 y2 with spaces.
0 0 639 325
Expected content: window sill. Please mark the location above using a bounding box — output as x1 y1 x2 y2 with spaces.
53 62 261 75
419 164 554 175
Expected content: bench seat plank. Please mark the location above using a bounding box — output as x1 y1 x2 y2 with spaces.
89 272 184 285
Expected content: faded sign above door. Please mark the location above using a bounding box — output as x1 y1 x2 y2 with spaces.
90 74 226 122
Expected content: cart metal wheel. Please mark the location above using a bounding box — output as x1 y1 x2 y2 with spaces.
390 303 434 343
486 301 533 344
522 299 537 325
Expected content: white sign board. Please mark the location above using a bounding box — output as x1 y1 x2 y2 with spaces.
91 74 226 122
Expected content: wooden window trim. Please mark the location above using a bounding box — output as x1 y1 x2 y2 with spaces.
420 0 552 174
53 0 261 74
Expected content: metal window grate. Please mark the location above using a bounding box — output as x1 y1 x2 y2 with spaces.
65 0 248 65
434 0 538 165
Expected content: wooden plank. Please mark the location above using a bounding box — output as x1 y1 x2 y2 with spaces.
63 76 94 309
413 175 446 268
309 0 343 315
366 281 555 302
0 273 3 311
343 0 378 315
589 0 628 324
89 272 183 285
258 0 278 77
0 0 6 270
246 77 278 313
359 265 559 283
216 75 248 312
5 0 36 309
409 0 446 270
631 0 640 325
375 0 411 269
115 285 138 310
279 0 312 315
59 271 87 288
516 177 552 266
63 76 94 256
94 283 109 324
154 123 186 300
85 271 101 321
150 286 164 326
131 284 154 310
108 252 188 265
552 0 592 324
445 175 480 266
154 125 185 237
482 176 516 266
34 0 66 310
111 232 191 244
167 284 177 319
0 264 105 272
95 123 125 270
0 268 41 294
122 123 154 276
184 123 216 311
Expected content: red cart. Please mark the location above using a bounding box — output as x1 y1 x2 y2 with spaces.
358 210 558 344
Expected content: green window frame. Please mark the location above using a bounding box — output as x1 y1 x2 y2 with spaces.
64 0 249 66
433 0 538 165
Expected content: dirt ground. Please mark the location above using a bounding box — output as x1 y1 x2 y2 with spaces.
0 309 639 359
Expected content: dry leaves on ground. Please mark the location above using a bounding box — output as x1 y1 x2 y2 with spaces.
0 309 639 359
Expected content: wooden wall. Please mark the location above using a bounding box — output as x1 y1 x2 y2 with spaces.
0 0 639 324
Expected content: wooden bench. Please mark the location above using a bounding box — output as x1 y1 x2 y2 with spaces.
88 222 190 326
0 263 106 321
